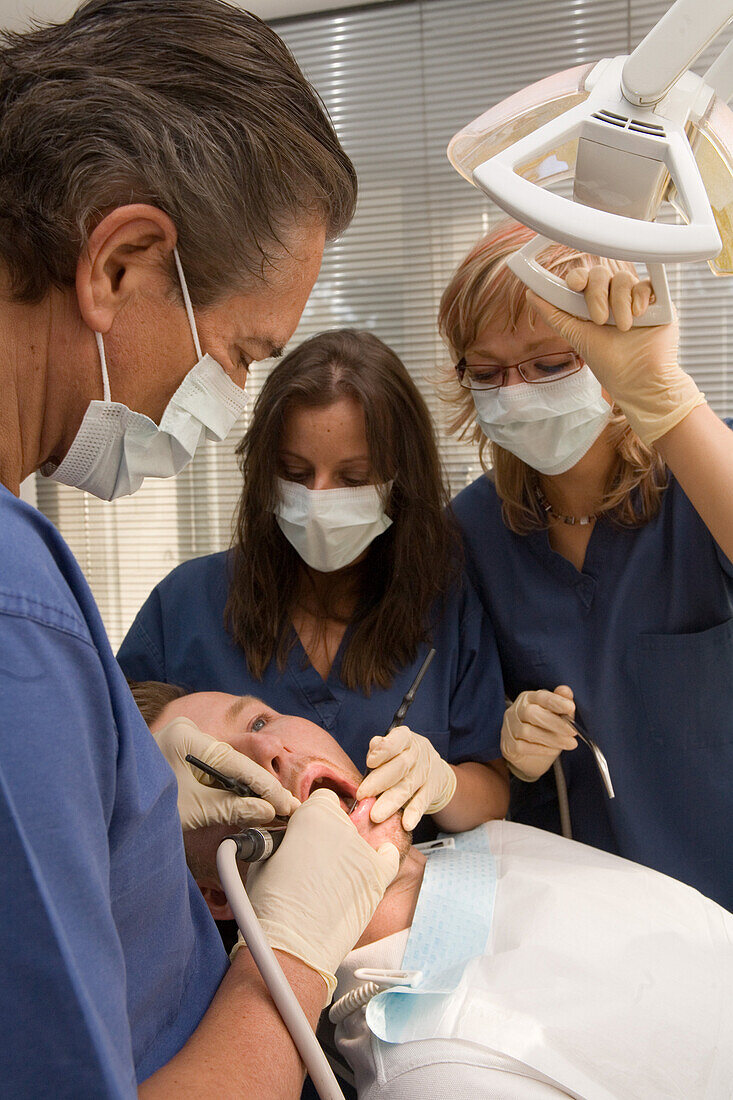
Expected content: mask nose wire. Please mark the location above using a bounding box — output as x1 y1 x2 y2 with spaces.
173 246 203 360
92 247 202 405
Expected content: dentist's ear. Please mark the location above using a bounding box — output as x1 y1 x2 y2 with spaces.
75 204 178 334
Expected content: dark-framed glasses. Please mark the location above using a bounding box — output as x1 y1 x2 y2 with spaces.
455 351 583 391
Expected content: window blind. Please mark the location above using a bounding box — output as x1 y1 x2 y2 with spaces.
35 0 733 649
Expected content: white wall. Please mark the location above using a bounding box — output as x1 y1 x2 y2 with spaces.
0 0 390 33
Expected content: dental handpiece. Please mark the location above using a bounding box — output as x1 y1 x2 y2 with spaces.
347 646 437 815
231 825 288 863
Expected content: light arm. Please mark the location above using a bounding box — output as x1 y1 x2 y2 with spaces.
622 0 733 107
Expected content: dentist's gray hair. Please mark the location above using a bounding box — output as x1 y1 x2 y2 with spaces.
0 0 356 304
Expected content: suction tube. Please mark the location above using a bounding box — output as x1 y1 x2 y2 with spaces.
216 838 345 1100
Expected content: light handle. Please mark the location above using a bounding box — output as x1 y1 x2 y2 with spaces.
507 236 674 327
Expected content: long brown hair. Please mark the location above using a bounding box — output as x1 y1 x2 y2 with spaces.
226 329 456 692
438 220 667 533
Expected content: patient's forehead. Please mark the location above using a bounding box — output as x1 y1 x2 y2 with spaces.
153 690 240 734
155 690 353 767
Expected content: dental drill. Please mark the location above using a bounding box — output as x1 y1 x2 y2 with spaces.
217 838 346 1100
188 753 346 1097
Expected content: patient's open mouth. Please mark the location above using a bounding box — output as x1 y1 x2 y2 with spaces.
300 766 358 813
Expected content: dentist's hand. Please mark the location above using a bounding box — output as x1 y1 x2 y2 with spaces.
153 716 300 831
242 789 400 1002
528 268 705 445
502 687 577 782
355 726 458 831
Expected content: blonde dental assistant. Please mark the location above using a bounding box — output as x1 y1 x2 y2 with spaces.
443 220 733 910
0 3 401 1096
119 329 509 836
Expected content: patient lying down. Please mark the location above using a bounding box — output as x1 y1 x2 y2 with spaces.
136 683 733 1100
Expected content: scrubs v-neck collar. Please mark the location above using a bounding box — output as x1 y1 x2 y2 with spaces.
286 624 353 731
525 519 610 609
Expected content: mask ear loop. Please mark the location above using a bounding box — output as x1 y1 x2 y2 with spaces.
94 331 112 403
93 247 202 404
173 246 203 361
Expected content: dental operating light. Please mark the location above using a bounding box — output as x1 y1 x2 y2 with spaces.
449 0 733 324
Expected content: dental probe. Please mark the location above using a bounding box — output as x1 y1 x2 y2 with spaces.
347 646 437 814
185 752 259 799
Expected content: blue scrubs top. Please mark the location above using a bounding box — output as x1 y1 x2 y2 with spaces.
452 467 733 911
117 550 504 777
0 486 227 1094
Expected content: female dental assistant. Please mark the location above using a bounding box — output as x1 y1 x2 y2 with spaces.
441 220 733 910
119 329 509 833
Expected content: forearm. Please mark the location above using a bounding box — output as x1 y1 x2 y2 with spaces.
432 759 509 832
139 949 326 1100
655 403 733 562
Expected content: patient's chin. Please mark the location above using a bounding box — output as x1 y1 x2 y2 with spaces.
350 796 412 863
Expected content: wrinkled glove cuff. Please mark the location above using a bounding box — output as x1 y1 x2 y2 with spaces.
427 762 458 814
230 931 336 1005
505 761 539 783
628 391 707 447
614 367 705 447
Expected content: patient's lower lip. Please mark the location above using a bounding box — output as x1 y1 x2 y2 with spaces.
349 797 376 826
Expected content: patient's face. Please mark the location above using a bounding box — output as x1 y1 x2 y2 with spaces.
155 691 410 856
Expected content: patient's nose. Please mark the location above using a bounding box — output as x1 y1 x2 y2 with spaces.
250 731 294 786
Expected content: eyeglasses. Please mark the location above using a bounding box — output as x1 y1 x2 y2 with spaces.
455 351 583 391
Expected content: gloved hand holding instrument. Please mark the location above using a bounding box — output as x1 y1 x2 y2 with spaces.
152 716 300 831
349 648 457 831
501 686 578 783
222 789 400 1100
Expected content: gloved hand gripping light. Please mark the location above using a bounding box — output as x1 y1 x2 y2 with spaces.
449 0 733 324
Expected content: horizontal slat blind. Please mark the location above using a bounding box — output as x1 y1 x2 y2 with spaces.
35 0 733 648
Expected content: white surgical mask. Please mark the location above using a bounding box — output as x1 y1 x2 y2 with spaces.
274 478 393 572
472 365 611 475
42 249 250 501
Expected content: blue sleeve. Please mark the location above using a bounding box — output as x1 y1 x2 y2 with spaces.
446 580 505 764
0 613 138 1096
118 586 167 683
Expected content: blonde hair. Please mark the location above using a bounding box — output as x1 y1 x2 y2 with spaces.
438 220 667 534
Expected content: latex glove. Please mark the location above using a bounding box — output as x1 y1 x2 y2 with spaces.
153 716 300 831
355 725 458 831
501 686 577 782
240 789 400 1002
527 268 705 445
